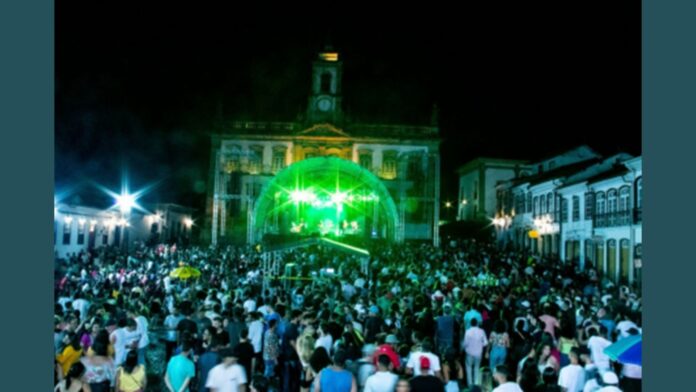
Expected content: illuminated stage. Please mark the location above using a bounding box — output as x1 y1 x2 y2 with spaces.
253 157 399 243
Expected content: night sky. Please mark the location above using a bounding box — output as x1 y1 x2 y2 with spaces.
56 4 640 212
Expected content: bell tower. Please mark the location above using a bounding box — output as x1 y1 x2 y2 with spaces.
306 46 343 125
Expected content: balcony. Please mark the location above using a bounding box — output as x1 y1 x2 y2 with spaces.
594 211 632 228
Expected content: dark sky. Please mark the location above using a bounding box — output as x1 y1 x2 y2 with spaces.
56 4 640 210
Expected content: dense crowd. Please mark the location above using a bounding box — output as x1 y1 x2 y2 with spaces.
53 238 642 392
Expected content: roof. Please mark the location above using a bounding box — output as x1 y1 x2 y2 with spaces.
586 165 630 185
215 120 439 140
528 144 597 163
513 158 601 187
457 157 529 174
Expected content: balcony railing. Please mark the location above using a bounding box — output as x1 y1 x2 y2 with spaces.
594 211 632 228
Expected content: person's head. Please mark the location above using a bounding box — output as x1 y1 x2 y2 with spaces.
569 347 580 364
181 340 193 355
240 326 249 341
587 327 598 337
332 349 348 368
493 365 511 385
309 347 332 373
542 366 557 385
269 319 277 330
494 320 507 334
578 346 592 364
250 374 269 392
212 317 223 329
470 318 479 328
123 349 138 374
395 376 411 392
536 342 552 359
65 361 86 388
291 309 303 322
126 318 137 332
203 326 215 342
220 347 238 366
377 354 391 371
67 316 79 331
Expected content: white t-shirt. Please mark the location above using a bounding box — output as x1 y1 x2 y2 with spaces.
205 363 247 392
248 320 264 353
71 299 90 320
406 351 441 376
558 364 585 392
135 316 149 349
364 371 398 392
315 335 333 355
587 337 612 370
243 299 257 314
583 378 601 392
596 387 621 392
492 382 524 392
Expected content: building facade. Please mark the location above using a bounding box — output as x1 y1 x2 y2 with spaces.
493 149 642 284
54 202 194 259
205 48 441 245
456 158 530 221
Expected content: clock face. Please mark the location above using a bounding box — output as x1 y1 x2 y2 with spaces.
317 98 332 112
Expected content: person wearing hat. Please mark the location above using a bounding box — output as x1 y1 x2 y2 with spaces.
596 372 621 392
409 355 445 392
205 346 247 392
364 354 398 392
491 365 522 392
373 335 401 371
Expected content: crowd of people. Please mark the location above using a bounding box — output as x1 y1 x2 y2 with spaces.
54 237 642 392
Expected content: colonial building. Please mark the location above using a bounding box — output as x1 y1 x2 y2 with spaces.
54 201 194 259
205 48 441 245
492 148 642 284
456 158 530 222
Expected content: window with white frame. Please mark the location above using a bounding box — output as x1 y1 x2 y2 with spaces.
572 196 580 221
585 192 594 220
77 218 86 245
619 186 631 211
63 217 72 245
607 189 618 213
596 192 606 215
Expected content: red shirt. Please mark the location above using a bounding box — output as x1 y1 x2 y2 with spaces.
373 344 401 370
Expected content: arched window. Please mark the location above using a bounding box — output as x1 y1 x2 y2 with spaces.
321 73 332 93
595 191 606 215
620 239 631 283
619 186 631 211
607 189 618 213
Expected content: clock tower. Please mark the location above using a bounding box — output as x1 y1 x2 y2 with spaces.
306 46 343 125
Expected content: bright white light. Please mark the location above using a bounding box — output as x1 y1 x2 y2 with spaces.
290 190 316 203
115 193 137 214
331 192 347 205
78 218 86 227
183 218 194 228
445 201 452 208
118 218 128 227
461 199 468 205
64 216 73 225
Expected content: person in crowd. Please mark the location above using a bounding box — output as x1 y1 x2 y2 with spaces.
363 354 398 392
586 328 611 372
315 349 357 392
165 341 196 392
263 318 281 378
164 307 184 362
115 350 147 392
557 347 585 392
248 311 265 373
488 320 510 371
205 347 248 392
409 355 445 392
406 340 441 379
596 372 622 392
198 335 223 392
441 347 464 392
54 361 91 392
57 332 84 380
463 318 487 386
81 341 116 392
234 327 256 382
536 367 562 392
491 365 523 392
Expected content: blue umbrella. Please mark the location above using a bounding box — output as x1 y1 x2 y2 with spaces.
604 335 642 366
